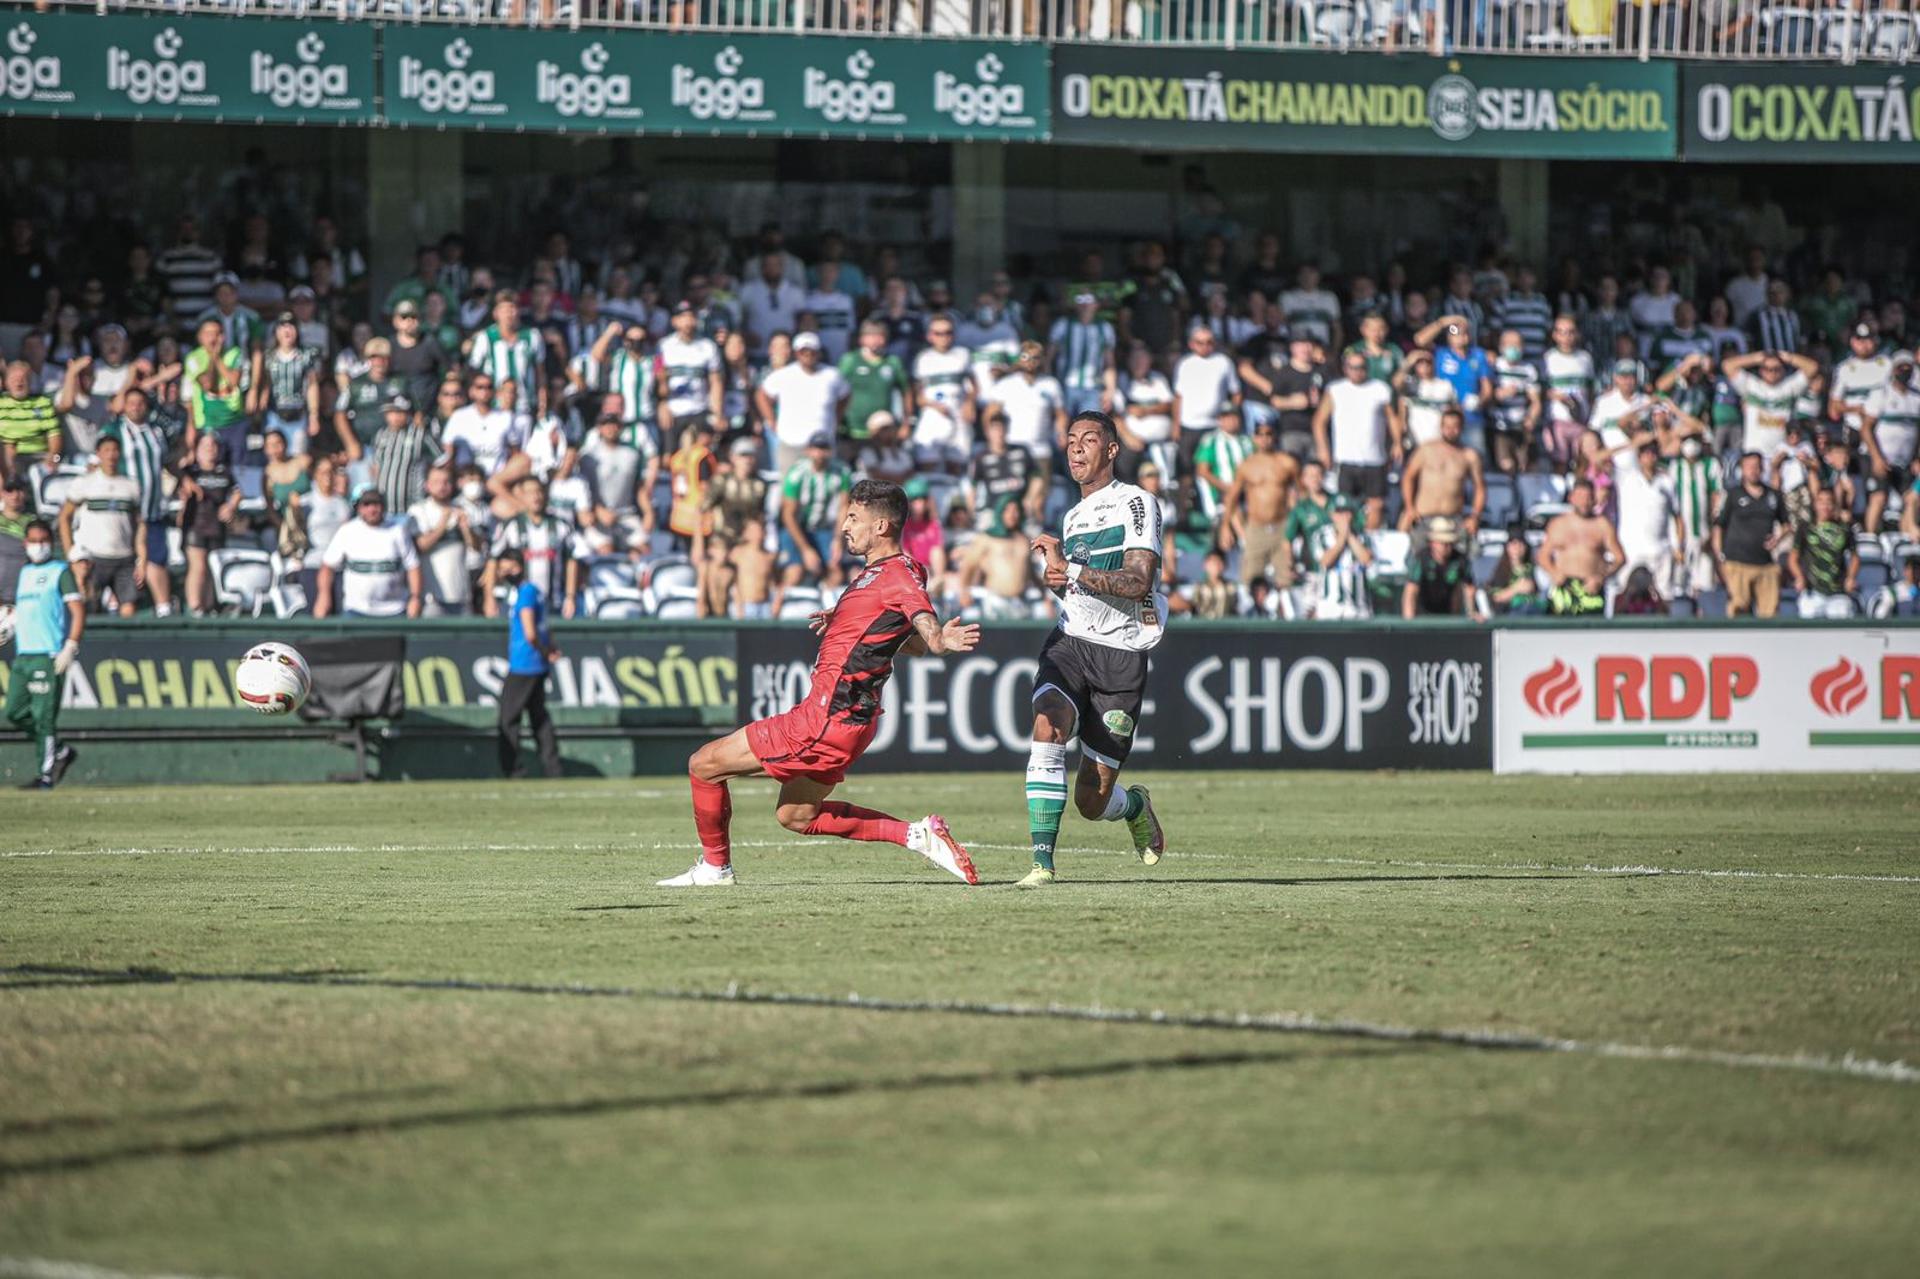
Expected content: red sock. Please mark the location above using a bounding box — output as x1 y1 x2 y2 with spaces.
804 801 909 846
691 774 732 866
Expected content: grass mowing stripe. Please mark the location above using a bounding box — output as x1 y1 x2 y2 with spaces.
6 965 1913 1088
0 1258 229 1279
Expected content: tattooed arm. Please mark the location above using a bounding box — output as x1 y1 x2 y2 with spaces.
900 610 982 657
1042 547 1158 601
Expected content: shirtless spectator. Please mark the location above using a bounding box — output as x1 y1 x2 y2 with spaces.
730 515 775 618
957 497 1035 619
1398 407 1484 556
697 531 736 618
1541 478 1625 615
1218 418 1298 586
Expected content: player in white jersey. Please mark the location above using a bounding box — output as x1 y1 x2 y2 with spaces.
1861 354 1920 532
1019 411 1167 889
1827 323 1892 438
655 303 724 436
910 324 975 471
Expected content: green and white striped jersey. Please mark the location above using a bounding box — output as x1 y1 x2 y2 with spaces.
100 415 175 523
469 325 544 408
1048 317 1115 392
781 460 851 531
1307 521 1369 610
1665 453 1722 542
1193 429 1255 520
1057 479 1164 653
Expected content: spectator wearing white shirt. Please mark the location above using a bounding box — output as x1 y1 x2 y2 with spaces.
737 252 807 361
58 436 143 616
755 332 849 476
1723 348 1818 459
1278 262 1342 351
802 262 858 363
407 463 483 616
1114 341 1177 481
1395 346 1459 449
1614 441 1686 599
980 341 1066 463
1724 248 1771 329
910 315 974 473
1628 267 1680 351
314 483 422 619
1171 325 1241 468
1313 350 1400 529
1590 359 1655 478
441 372 526 511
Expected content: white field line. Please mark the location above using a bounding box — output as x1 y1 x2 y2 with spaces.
657 985 1920 1087
14 965 1913 1088
0 1259 228 1279
3 839 1915 885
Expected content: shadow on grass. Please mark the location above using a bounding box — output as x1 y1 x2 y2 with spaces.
1035 874 1586 888
571 904 672 912
0 1083 456 1138
0 1042 1415 1179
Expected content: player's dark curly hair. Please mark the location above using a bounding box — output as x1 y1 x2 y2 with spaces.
1069 409 1120 443
849 479 907 534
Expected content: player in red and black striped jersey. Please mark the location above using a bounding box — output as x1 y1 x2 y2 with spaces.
658 479 983 888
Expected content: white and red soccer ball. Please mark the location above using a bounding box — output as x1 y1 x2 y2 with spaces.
235 642 312 715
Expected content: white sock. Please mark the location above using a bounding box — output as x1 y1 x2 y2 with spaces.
1099 788 1130 822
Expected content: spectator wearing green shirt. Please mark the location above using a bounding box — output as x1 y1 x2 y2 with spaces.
334 337 406 488
0 359 59 479
776 432 851 607
1343 313 1404 386
1283 458 1333 554
382 245 451 321
837 321 911 450
1066 250 1136 329
1799 267 1860 355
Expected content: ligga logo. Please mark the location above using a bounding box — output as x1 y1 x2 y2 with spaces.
537 40 637 120
398 37 501 116
250 31 355 111
0 21 66 105
803 48 900 126
1523 659 1580 719
107 26 213 108
671 45 769 122
934 52 1032 129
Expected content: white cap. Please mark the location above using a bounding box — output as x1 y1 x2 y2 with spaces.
793 332 823 352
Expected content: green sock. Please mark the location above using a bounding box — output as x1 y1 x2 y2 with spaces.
1122 788 1145 822
1026 743 1068 871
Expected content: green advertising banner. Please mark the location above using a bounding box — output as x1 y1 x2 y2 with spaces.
381 27 1048 141
1683 63 1920 161
1052 47 1676 159
0 12 374 124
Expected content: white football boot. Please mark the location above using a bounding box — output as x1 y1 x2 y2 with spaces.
909 816 980 884
656 860 738 888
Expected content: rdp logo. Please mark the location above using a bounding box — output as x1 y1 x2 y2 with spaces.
536 40 635 119
398 37 499 115
250 32 351 110
107 27 211 107
934 52 1030 128
1595 655 1758 722
1523 658 1581 718
670 45 768 122
803 48 899 125
0 22 64 103
1811 655 1920 719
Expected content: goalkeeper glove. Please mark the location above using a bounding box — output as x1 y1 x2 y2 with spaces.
54 640 79 676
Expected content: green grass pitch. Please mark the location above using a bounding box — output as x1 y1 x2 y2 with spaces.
2 771 1917 1277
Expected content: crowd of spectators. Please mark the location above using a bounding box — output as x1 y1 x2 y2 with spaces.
2 204 1919 629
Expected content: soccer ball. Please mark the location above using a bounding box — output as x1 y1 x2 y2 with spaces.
0 605 13 650
235 642 312 715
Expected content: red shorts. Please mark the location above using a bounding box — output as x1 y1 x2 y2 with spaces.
746 709 880 785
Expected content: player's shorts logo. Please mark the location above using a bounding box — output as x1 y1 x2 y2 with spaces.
1102 709 1136 737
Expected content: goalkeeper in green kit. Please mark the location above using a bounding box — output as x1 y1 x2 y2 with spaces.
6 520 84 789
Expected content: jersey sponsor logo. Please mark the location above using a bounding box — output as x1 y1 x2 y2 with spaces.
1101 708 1136 738
1129 494 1147 537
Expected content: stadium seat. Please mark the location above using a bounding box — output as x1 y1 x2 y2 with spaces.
593 589 649 620
165 525 186 573
268 552 308 619
33 467 80 518
1856 560 1892 598
652 596 700 620
1370 530 1411 578
644 556 698 598
586 555 639 595
1868 11 1916 58
211 549 275 617
1516 473 1567 520
1303 0 1369 46
1695 588 1729 618
1481 474 1518 529
1761 6 1821 54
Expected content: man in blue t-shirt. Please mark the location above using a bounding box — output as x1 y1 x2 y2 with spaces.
1432 321 1495 456
7 520 85 788
495 547 562 779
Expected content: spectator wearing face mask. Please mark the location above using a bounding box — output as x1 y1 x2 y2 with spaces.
8 518 84 789
494 546 563 781
1666 428 1723 605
